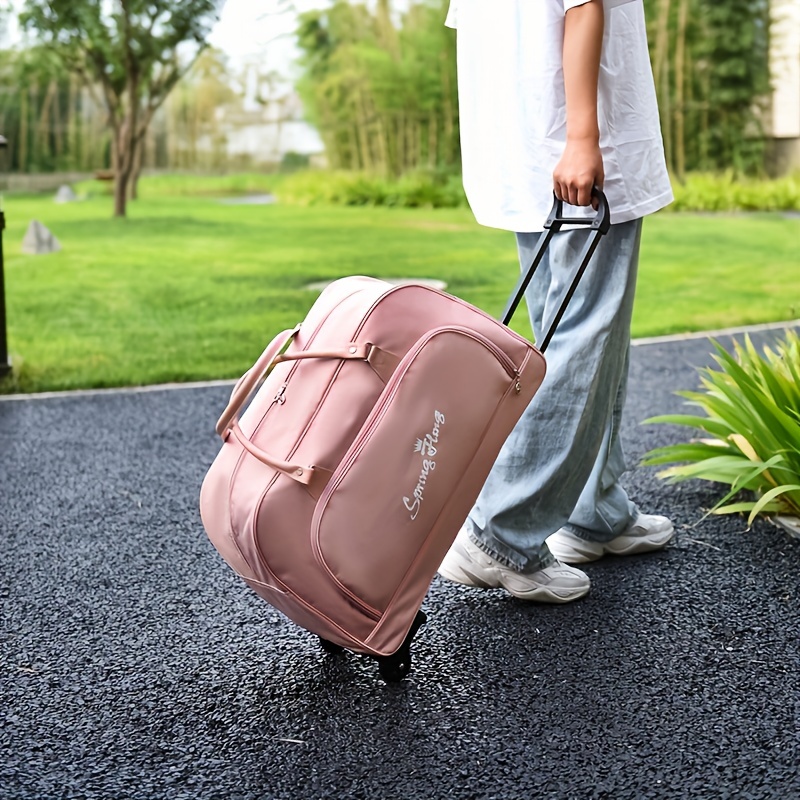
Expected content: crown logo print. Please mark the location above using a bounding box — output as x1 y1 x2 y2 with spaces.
414 439 425 453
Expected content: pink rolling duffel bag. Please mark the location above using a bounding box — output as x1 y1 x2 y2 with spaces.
200 192 610 681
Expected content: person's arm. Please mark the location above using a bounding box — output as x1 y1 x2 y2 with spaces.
552 0 605 208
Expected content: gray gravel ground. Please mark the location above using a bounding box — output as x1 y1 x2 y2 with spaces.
1 328 798 800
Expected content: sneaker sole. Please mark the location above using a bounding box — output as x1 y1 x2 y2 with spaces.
546 538 605 564
501 580 590 603
439 550 589 603
549 524 676 564
604 525 675 556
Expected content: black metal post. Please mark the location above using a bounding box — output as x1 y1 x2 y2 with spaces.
0 135 9 378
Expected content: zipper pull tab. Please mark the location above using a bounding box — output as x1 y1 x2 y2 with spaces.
273 383 288 406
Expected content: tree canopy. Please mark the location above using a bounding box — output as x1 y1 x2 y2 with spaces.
644 0 771 177
1 0 780 185
296 0 457 176
295 0 774 178
20 0 223 215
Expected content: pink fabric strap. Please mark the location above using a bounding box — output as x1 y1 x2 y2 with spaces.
216 328 398 489
216 326 300 437
229 422 333 497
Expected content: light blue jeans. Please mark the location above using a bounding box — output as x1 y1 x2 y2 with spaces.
466 219 643 572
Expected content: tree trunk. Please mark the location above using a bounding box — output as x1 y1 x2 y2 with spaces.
19 88 29 173
416 116 423 170
351 123 363 170
674 0 689 181
67 75 79 171
50 80 63 167
385 113 397 175
113 133 130 217
190 92 199 170
653 0 672 170
653 0 671 95
356 88 373 172
441 51 455 164
113 121 136 217
114 173 129 217
376 114 389 175
428 113 437 168
31 83 44 169
376 0 400 61
112 69 144 218
36 81 57 168
130 136 144 201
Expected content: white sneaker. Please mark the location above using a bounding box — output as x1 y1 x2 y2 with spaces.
546 514 675 564
438 527 590 603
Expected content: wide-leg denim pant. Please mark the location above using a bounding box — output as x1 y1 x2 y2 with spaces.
466 218 643 572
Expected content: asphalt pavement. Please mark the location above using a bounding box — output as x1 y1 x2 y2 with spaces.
1 326 798 800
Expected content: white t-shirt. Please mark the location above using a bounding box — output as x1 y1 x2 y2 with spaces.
446 0 674 232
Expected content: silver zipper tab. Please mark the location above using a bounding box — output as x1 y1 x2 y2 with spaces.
272 383 288 406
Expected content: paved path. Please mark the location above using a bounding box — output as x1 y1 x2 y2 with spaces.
1 328 798 800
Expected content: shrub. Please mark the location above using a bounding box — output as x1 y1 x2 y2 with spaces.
280 152 311 171
74 172 281 199
668 172 800 213
274 169 800 213
642 331 800 525
274 169 467 209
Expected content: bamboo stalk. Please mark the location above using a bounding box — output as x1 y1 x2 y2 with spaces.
19 87 28 173
356 87 373 172
51 80 63 166
655 0 673 172
67 75 79 171
674 0 689 180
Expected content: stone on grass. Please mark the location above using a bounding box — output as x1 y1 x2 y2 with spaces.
55 185 78 204
22 220 62 255
219 194 276 206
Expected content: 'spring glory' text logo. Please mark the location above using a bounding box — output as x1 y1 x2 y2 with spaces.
403 410 446 520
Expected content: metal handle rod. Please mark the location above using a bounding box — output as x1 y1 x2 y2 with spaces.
500 187 610 354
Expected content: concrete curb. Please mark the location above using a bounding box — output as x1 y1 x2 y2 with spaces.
1 318 798 403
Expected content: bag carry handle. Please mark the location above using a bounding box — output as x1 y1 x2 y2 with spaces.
501 187 611 353
216 325 300 438
216 326 399 490
215 325 330 489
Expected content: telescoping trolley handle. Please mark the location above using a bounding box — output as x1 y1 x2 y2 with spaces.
500 187 611 353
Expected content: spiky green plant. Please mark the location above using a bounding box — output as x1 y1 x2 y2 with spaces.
642 331 800 526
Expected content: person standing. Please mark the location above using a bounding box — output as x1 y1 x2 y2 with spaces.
438 0 675 602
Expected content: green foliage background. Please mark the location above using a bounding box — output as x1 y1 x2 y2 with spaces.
0 0 779 179
294 0 773 178
295 0 457 176
643 0 772 177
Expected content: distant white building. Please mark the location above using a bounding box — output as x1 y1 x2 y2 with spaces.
770 0 800 172
207 93 325 166
221 119 324 163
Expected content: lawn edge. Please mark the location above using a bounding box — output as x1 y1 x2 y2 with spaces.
3 317 800 401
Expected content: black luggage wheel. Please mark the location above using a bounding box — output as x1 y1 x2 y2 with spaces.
318 638 345 655
318 610 428 682
377 609 428 683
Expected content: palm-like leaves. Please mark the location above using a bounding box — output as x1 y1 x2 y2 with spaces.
642 331 800 525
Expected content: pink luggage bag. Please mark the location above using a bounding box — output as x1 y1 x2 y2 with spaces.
200 193 610 681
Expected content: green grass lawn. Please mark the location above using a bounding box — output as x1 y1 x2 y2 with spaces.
2 188 799 394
